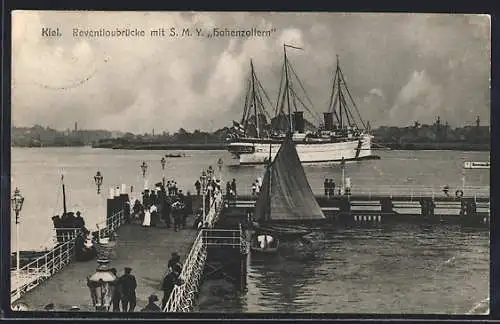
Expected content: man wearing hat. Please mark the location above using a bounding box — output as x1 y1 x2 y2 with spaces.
141 294 160 312
119 267 137 312
168 252 182 274
44 303 55 311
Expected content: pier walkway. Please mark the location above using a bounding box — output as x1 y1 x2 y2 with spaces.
15 218 198 311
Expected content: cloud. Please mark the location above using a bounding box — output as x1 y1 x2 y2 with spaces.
389 70 443 125
369 88 384 98
12 12 490 132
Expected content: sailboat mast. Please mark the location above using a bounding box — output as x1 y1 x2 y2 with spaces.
337 55 343 130
267 143 272 221
283 45 293 134
250 60 259 138
61 174 67 215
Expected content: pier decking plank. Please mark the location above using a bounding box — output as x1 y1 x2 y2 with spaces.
15 222 198 312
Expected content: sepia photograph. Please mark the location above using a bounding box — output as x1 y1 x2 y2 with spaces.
10 11 490 315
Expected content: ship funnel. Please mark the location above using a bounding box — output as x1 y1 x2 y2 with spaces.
293 111 305 133
323 112 333 131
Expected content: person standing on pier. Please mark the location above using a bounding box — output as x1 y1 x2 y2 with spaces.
231 179 237 197
120 267 137 312
172 201 182 231
168 252 182 273
161 270 176 310
195 180 201 196
150 204 159 227
173 181 179 196
110 268 122 312
324 178 329 196
183 192 192 229
329 179 336 197
252 182 257 196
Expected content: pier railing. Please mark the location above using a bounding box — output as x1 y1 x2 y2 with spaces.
163 199 246 313
10 236 79 303
234 185 490 200
10 210 126 304
96 210 127 240
349 185 489 200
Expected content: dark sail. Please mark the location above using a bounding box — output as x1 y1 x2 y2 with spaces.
254 137 326 221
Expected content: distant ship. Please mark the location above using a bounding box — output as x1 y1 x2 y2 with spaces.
226 44 375 166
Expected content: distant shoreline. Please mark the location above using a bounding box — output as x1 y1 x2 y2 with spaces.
80 142 492 152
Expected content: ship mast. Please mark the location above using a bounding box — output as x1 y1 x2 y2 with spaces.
250 60 260 138
61 174 67 216
283 45 293 134
337 55 343 129
266 143 272 221
327 55 368 132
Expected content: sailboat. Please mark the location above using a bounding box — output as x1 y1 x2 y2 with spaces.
227 44 375 166
250 135 326 253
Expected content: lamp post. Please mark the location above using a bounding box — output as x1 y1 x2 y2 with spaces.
340 157 346 195
217 158 223 182
206 166 214 211
140 161 148 189
11 187 24 300
94 171 103 195
200 170 207 223
160 157 166 187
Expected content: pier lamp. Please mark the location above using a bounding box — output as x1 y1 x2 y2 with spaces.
11 187 24 300
217 158 223 181
340 157 346 195
87 242 116 312
160 157 166 186
94 171 103 194
87 260 116 312
200 170 207 222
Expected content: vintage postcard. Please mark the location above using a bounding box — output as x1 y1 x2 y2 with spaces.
10 11 490 315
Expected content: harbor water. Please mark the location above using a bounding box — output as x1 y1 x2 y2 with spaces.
11 148 490 313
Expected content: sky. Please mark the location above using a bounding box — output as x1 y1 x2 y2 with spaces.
11 11 490 133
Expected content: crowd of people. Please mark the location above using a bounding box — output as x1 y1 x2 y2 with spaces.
51 211 88 243
129 180 194 231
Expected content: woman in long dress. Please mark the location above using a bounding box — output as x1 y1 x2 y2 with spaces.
142 208 151 227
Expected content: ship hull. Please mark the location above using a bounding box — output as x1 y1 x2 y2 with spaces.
228 135 374 165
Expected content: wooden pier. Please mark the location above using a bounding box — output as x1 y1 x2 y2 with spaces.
222 192 490 229
10 181 488 313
